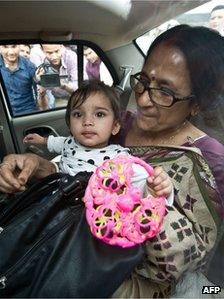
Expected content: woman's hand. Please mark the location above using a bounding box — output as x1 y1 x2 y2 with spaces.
0 154 56 193
146 166 173 197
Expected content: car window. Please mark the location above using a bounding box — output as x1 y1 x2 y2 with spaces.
0 43 113 116
136 0 223 55
134 0 224 146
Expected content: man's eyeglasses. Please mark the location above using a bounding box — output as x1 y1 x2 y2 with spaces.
130 72 195 108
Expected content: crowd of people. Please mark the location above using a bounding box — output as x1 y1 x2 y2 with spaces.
0 4 223 117
0 23 224 297
0 44 113 115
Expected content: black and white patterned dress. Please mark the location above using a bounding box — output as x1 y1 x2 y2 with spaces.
47 135 173 204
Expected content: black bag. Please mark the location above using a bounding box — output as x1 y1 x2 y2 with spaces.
0 172 143 298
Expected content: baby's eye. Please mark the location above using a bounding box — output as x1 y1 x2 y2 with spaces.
71 111 82 118
96 111 105 117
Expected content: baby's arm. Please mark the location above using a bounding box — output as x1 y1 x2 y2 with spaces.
23 133 47 145
23 134 67 155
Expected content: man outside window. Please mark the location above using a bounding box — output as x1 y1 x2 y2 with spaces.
209 5 224 36
83 47 113 86
0 45 37 115
19 44 31 60
36 44 78 108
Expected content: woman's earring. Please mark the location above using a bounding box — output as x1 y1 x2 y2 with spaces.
191 104 200 116
191 110 198 116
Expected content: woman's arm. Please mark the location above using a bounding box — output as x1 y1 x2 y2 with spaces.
194 136 224 217
0 153 56 193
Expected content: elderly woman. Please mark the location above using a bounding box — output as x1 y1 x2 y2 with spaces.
113 25 224 200
110 25 224 297
0 25 224 297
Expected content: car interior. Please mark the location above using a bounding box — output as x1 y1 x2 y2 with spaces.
1 1 224 296
0 0 221 163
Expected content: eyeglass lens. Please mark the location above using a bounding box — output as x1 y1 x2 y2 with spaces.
131 76 174 107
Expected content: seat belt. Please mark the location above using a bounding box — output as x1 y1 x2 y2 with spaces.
115 65 133 93
115 65 133 111
0 126 7 162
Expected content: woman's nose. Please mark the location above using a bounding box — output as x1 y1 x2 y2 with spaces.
136 90 154 107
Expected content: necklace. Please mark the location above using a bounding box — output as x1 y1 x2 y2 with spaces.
152 121 188 146
127 120 190 147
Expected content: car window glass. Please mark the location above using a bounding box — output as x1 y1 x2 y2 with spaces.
0 43 113 116
135 0 224 146
136 0 223 55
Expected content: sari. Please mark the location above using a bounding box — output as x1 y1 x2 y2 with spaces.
112 145 223 298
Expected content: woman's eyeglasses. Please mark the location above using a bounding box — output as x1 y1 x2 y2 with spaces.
130 72 195 108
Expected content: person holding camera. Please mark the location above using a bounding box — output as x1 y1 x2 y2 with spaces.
35 44 78 109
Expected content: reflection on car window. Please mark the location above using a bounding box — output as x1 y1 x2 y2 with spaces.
0 43 113 116
34 44 78 110
83 46 113 86
136 0 223 55
135 0 224 146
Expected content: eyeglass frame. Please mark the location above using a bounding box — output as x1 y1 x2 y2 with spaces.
130 72 195 108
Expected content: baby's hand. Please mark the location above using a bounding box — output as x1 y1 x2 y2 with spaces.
146 166 172 197
23 133 46 145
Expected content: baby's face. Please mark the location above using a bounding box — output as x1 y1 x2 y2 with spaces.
69 91 120 148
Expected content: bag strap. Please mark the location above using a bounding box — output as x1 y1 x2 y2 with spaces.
0 172 92 225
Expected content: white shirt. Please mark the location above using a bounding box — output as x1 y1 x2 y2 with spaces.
48 135 173 205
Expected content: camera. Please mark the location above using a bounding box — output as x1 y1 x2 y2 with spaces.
37 62 68 88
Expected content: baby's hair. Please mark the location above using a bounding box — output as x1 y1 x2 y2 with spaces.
65 80 120 127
